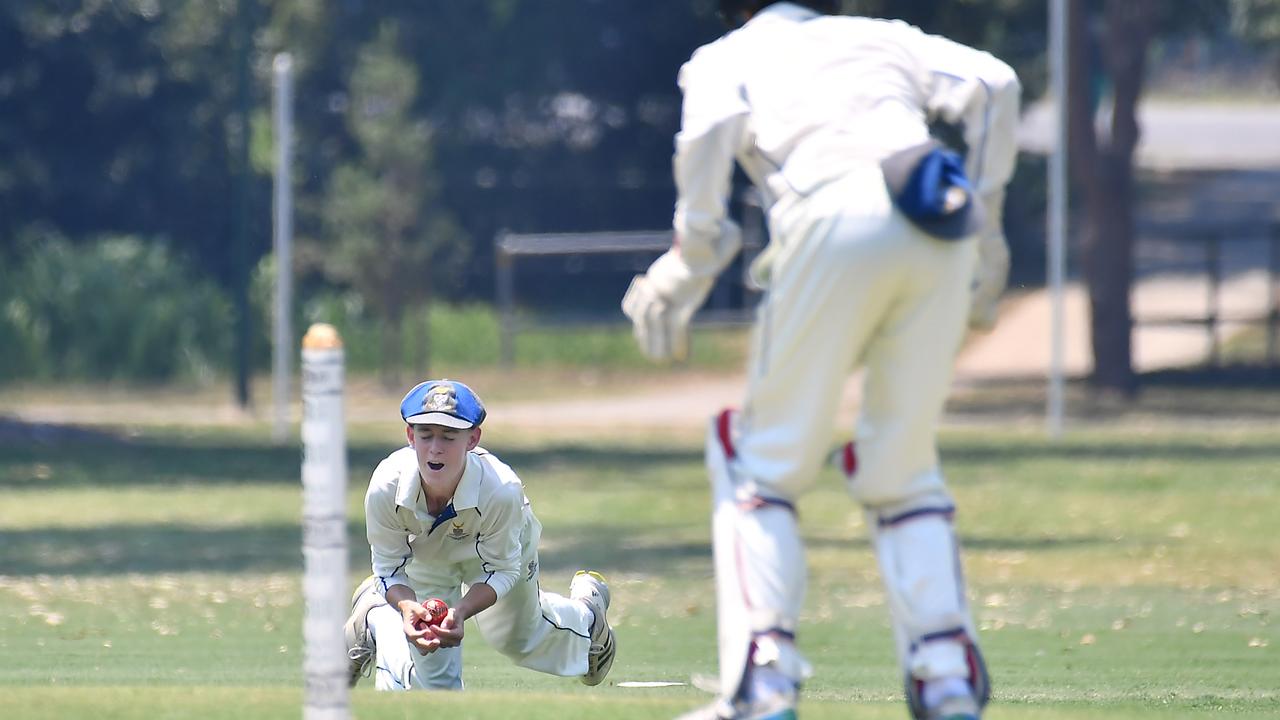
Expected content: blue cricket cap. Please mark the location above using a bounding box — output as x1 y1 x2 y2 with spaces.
400 379 487 429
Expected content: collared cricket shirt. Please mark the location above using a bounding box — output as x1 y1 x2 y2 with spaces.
669 2 1021 288
365 446 530 599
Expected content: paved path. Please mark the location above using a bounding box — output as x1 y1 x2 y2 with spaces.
1019 100 1280 170
957 270 1277 382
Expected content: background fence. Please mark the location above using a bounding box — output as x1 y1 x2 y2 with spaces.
494 192 767 366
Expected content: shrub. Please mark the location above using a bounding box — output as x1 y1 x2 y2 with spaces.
0 233 232 383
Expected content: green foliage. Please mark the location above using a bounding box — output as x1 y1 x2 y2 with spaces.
1232 0 1280 41
299 294 746 372
0 232 231 383
313 23 469 378
0 0 270 288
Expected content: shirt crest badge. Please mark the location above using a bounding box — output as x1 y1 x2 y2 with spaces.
447 520 470 540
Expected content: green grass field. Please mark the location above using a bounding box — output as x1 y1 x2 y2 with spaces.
2 394 1278 719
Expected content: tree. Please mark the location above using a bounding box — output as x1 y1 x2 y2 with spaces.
1231 0 1280 86
1065 1 1248 395
1064 1 1155 395
319 24 466 387
0 1 272 400
0 1 271 287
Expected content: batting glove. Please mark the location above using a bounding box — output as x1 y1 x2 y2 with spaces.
968 190 1010 331
622 274 694 362
622 244 718 361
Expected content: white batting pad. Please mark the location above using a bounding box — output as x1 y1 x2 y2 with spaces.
735 505 806 633
868 499 974 680
707 416 754 699
706 412 809 699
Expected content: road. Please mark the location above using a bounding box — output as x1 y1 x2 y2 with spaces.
1019 99 1280 170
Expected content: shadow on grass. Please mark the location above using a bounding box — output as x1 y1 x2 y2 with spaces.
4 428 1278 492
536 524 1115 576
0 431 702 490
0 520 713 578
949 373 1280 420
0 522 327 576
0 514 1114 578
939 438 1280 464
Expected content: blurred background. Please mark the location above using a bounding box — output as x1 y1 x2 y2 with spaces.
1 0 1278 417
3 4 1280 719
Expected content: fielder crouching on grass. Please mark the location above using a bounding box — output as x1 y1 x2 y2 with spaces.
343 379 617 690
624 2 1020 718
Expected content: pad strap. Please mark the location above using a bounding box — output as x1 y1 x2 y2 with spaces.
878 505 955 528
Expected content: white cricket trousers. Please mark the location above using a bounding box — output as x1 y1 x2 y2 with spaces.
370 524 593 690
736 163 976 508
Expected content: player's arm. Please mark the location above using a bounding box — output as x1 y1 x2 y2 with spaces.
623 45 748 361
906 25 1022 330
466 481 525 600
364 474 438 653
907 27 1021 198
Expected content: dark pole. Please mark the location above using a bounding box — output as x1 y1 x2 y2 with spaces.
233 0 253 408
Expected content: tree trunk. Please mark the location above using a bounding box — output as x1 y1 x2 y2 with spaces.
1084 150 1135 394
1067 0 1156 397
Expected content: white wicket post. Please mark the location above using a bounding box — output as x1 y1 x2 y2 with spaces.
301 323 349 719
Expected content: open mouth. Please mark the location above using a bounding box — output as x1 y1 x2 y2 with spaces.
427 462 445 471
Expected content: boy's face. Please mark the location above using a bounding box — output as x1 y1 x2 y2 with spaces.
406 423 481 485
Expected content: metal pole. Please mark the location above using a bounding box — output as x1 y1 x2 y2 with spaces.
1267 224 1279 369
496 233 516 367
272 53 295 443
1047 0 1069 438
1206 233 1221 367
301 323 349 720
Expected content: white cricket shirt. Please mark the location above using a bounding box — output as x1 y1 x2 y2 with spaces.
670 2 1021 285
364 446 530 600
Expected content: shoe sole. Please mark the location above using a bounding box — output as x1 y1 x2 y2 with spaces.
580 627 616 686
573 571 615 686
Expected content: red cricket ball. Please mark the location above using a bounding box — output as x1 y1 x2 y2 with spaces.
423 597 449 626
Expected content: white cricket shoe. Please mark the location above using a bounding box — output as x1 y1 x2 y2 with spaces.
343 575 384 687
570 570 617 686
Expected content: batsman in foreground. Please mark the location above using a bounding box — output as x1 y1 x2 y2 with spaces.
343 379 617 690
622 2 1020 718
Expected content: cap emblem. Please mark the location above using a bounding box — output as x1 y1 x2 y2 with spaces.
423 386 457 414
